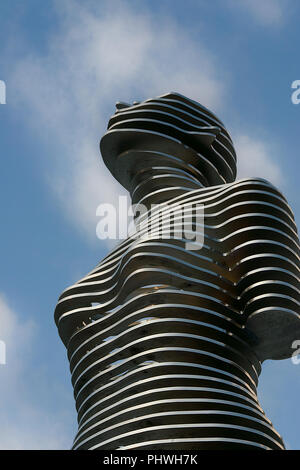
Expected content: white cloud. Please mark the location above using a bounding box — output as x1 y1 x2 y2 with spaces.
1 0 289 450
0 294 74 449
0 294 35 382
0 409 72 450
10 0 226 242
227 0 288 26
9 0 286 242
235 134 283 186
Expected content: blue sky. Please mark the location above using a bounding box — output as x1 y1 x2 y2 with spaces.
0 0 299 449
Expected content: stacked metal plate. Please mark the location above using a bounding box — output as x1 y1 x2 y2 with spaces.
55 92 300 450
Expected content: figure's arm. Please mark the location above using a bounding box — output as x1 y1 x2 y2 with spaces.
226 178 300 361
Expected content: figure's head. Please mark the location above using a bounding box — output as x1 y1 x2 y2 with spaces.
100 92 237 193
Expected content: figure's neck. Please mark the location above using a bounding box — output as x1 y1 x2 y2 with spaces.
129 166 206 208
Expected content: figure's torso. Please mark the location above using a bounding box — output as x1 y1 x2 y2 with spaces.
55 177 299 450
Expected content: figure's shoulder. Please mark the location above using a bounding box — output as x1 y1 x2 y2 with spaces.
222 178 297 221
174 177 296 222
176 177 286 203
222 177 289 204
162 178 291 219
225 177 280 192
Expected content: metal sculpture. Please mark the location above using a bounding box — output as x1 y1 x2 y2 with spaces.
55 92 300 450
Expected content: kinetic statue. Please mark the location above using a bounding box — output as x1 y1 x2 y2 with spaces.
55 92 300 450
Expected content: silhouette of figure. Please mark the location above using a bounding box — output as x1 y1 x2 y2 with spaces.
55 93 300 450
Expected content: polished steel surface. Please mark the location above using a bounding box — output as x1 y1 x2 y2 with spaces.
55 92 300 450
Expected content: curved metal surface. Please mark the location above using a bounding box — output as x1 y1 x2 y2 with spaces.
55 92 300 450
